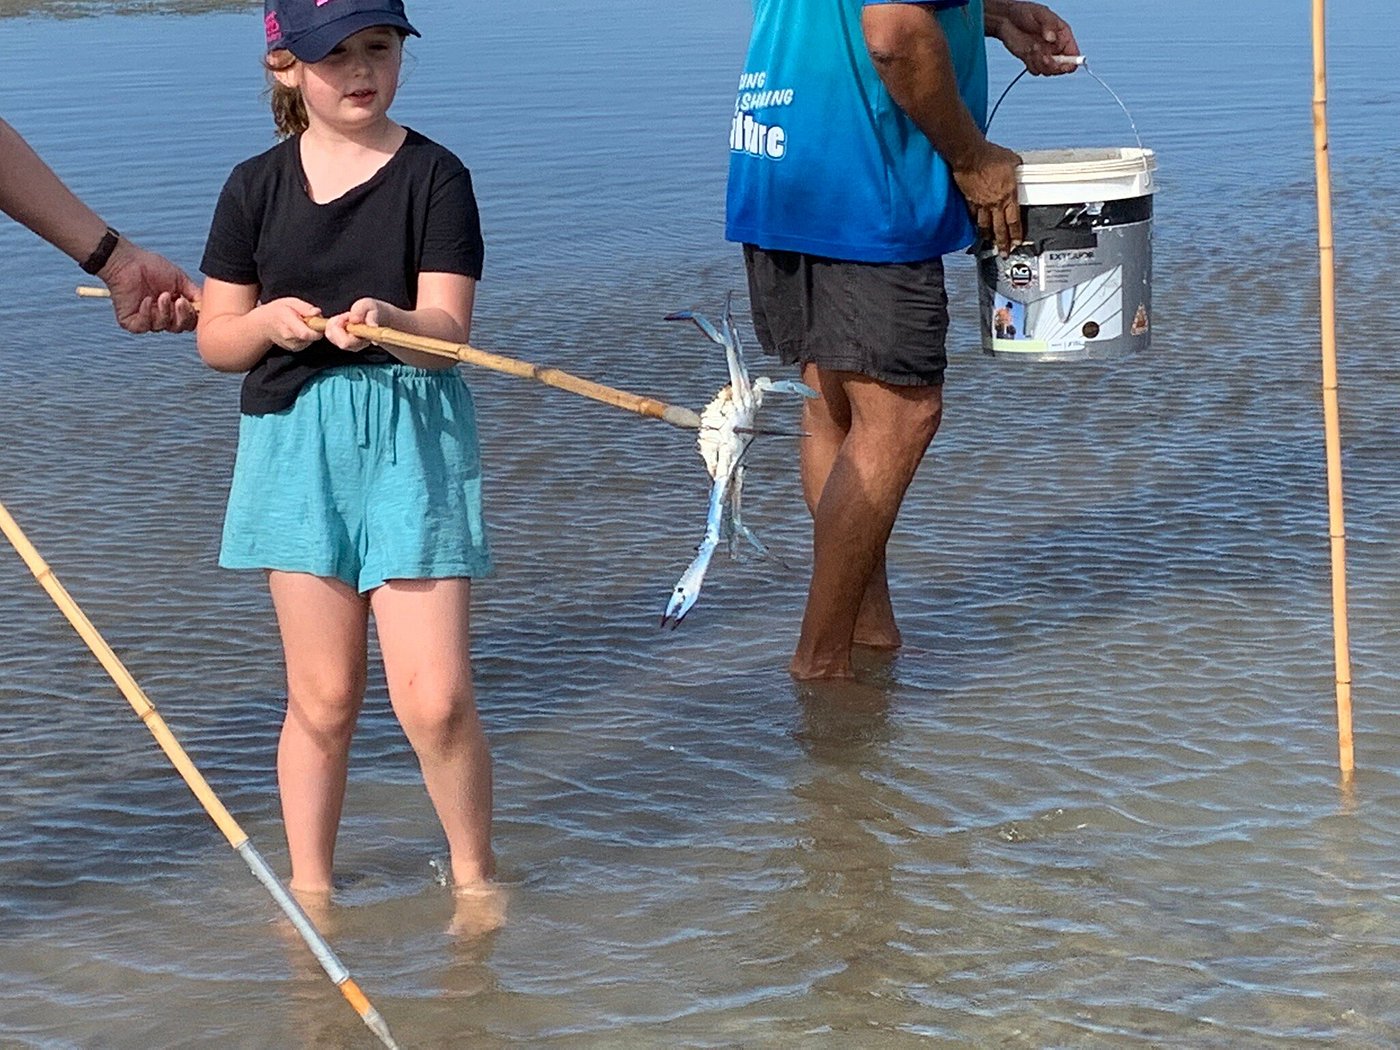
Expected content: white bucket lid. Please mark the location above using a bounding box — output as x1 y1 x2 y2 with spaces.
1015 147 1156 206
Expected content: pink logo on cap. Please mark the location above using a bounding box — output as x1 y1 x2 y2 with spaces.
315 0 337 5
264 11 282 43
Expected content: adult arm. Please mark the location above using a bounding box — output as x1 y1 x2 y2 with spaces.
861 4 1023 253
0 118 199 333
984 0 1080 76
322 273 477 371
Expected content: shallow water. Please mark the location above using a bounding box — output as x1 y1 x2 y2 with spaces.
3 1 1400 1046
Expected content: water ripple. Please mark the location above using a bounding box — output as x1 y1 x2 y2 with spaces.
3 0 1400 1046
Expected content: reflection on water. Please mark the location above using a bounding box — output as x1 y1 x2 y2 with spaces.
3 0 1400 1045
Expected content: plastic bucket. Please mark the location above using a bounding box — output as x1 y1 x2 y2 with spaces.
978 146 1156 360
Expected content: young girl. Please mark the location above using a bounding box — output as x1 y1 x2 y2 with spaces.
197 0 496 908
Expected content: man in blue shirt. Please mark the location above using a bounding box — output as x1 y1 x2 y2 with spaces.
727 0 1078 680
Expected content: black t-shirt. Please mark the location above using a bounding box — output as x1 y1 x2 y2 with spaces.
200 128 484 415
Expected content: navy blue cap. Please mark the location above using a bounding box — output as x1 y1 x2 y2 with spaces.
264 0 419 63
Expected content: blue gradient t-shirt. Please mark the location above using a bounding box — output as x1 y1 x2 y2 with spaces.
725 0 987 263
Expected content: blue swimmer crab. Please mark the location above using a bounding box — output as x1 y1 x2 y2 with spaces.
660 294 816 628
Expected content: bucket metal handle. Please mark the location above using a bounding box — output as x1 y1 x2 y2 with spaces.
986 58 1150 168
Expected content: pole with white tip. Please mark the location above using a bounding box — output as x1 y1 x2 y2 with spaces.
0 498 403 1048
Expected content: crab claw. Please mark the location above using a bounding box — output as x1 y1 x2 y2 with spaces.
660 538 717 629
722 292 753 354
659 585 697 630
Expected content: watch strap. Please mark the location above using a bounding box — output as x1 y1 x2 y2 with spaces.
79 227 121 275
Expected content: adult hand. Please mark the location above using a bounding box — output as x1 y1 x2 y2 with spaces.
323 297 393 352
255 298 322 352
97 239 201 334
953 141 1023 256
993 2 1080 76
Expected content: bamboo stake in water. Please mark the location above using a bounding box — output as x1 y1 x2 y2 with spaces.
0 498 403 1050
1310 0 1354 777
75 286 700 431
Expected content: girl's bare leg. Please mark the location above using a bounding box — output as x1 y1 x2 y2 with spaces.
371 578 494 888
267 571 370 894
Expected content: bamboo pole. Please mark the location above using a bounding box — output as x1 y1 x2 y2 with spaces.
75 286 700 431
0 498 402 1050
1310 0 1354 777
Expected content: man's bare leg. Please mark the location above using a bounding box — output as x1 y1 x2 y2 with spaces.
852 552 900 651
797 369 898 649
791 368 941 679
796 362 851 512
797 366 913 652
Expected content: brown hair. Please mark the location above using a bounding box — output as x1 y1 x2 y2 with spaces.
264 50 308 138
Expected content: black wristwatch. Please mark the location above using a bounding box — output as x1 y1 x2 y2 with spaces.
80 226 121 275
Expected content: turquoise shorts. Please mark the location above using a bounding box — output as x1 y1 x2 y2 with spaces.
220 363 493 592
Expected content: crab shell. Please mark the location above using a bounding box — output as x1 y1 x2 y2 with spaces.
697 384 753 480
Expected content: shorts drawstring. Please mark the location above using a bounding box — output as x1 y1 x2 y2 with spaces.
386 369 400 466
357 372 372 450
353 367 401 465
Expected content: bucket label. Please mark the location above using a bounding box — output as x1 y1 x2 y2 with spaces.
1040 249 1106 293
1131 304 1150 335
990 264 1124 352
979 215 1151 359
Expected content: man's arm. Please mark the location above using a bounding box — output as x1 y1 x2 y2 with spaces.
0 119 197 333
862 4 1023 253
984 0 1080 76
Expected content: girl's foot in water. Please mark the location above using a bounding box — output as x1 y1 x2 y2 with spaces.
449 882 509 938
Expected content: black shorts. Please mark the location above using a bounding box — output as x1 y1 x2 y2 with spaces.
743 245 949 387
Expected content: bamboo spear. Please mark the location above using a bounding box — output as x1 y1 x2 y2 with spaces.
75 286 701 431
0 498 402 1050
1311 0 1354 777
